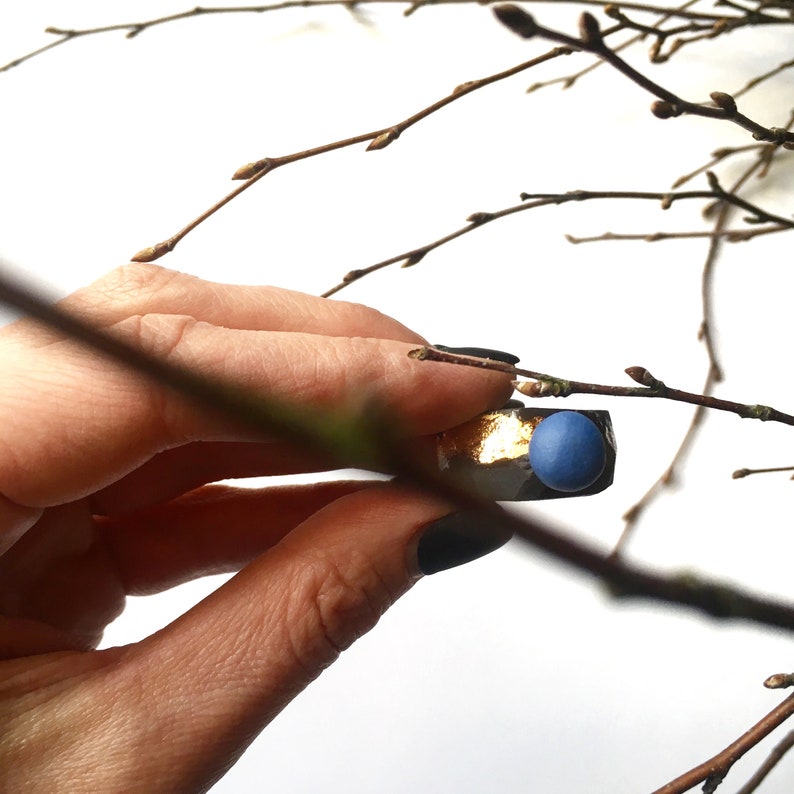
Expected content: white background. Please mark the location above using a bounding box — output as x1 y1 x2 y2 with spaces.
2 3 794 792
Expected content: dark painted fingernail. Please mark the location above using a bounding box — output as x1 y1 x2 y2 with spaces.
417 512 513 575
434 345 520 366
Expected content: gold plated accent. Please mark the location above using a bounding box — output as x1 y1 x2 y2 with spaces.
436 408 616 501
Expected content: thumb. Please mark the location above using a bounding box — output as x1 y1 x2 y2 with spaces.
114 484 511 791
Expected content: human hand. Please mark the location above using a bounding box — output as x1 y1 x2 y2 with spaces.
0 264 513 792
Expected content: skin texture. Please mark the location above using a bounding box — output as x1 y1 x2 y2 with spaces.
0 264 513 793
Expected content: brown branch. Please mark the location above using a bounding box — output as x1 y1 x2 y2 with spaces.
0 0 496 73
616 112 794 549
564 225 788 243
732 465 794 479
514 0 789 22
614 371 714 546
526 0 701 91
651 693 794 794
733 729 794 794
3 0 783 77
322 179 794 296
493 5 794 145
672 144 763 188
409 347 794 426
3 264 794 639
130 45 574 262
733 55 794 98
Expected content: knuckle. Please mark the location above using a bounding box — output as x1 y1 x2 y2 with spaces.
112 312 199 360
91 263 180 305
64 264 183 323
285 549 393 671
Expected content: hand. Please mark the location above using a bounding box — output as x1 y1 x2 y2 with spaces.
0 264 513 792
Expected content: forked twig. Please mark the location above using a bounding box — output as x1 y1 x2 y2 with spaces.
651 693 794 794
321 177 794 296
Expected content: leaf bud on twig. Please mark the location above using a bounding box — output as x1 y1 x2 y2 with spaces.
466 211 495 224
367 128 400 151
131 240 173 263
650 100 677 119
401 250 427 268
709 91 737 116
492 5 538 39
578 12 603 47
232 158 272 180
625 366 663 389
764 673 794 689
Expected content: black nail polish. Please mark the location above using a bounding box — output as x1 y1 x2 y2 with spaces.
433 345 520 366
417 512 513 575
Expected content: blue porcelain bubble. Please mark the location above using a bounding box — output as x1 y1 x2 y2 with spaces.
528 411 606 492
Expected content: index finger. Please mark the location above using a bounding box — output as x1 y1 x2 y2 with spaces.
0 313 513 508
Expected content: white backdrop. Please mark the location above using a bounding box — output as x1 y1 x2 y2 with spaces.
2 3 794 791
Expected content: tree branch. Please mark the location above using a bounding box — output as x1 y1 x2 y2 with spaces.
651 692 794 793
410 347 794 426
322 178 793 296
493 5 794 145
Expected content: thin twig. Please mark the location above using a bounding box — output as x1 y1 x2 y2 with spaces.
615 112 794 549
651 693 794 794
322 178 794 296
733 729 794 794
564 225 787 243
733 55 794 99
410 347 794 425
130 45 575 262
0 0 490 73
732 465 794 479
493 5 794 145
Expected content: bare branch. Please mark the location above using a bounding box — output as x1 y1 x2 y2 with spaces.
410 346 794 426
732 465 794 479
0 0 493 73
130 45 573 262
733 729 794 794
322 179 794 296
651 693 794 794
493 5 794 145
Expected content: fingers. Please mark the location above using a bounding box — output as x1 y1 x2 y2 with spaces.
98 481 377 595
0 485 509 792
88 441 340 514
0 313 512 506
10 263 425 344
109 484 455 790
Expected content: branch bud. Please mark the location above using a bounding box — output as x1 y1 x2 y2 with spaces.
650 100 677 119
492 5 538 38
624 366 662 388
367 129 400 151
466 211 495 225
764 673 794 689
709 91 737 116
402 250 427 268
131 240 173 263
513 380 560 397
233 158 272 180
578 12 603 47
343 269 365 284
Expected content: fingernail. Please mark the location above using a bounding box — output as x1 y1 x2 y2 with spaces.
417 512 513 575
433 345 520 366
